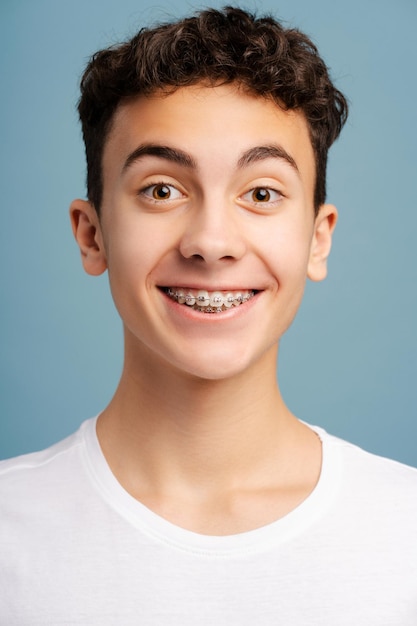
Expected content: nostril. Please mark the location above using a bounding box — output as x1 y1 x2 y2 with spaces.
187 253 236 263
179 223 247 263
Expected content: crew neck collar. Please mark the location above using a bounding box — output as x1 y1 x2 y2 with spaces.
81 416 341 557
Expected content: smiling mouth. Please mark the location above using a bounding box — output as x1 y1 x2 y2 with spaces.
162 287 257 313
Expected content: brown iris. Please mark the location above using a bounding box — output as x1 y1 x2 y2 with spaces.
252 188 271 202
152 184 172 200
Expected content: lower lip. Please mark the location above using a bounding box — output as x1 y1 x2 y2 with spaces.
159 289 261 322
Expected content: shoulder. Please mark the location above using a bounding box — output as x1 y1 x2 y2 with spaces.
0 419 93 499
317 426 417 519
324 428 417 481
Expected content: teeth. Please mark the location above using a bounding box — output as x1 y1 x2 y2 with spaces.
164 288 255 313
224 293 235 308
233 292 242 307
196 290 210 307
185 292 196 306
210 291 224 307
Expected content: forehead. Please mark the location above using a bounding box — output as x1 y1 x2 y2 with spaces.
102 83 316 191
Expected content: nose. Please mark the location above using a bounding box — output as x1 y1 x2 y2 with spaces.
179 200 247 264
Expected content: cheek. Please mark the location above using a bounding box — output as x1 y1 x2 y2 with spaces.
103 236 148 315
257 220 313 283
104 214 168 275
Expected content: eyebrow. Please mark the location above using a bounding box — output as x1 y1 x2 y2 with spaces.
123 144 197 172
122 142 298 175
237 144 299 173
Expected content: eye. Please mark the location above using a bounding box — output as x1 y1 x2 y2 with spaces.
141 183 184 201
241 187 283 204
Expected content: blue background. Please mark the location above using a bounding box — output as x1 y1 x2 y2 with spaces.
1 0 416 466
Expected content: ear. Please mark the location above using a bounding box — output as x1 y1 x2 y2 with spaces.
69 199 107 276
307 203 338 282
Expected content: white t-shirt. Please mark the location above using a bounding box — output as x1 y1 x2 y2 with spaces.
1 417 416 625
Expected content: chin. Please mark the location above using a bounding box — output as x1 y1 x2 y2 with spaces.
167 345 268 383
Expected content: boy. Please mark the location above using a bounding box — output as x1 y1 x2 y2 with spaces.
1 6 416 624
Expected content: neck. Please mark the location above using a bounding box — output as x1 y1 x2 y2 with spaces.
96 334 322 535
97 335 304 490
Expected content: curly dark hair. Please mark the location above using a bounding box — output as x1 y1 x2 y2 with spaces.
78 6 348 214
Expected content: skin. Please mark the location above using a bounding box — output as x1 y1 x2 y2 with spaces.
70 83 337 535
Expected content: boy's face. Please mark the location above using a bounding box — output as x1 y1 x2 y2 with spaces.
71 84 336 380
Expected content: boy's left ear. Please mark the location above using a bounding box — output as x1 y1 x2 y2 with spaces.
307 204 338 282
